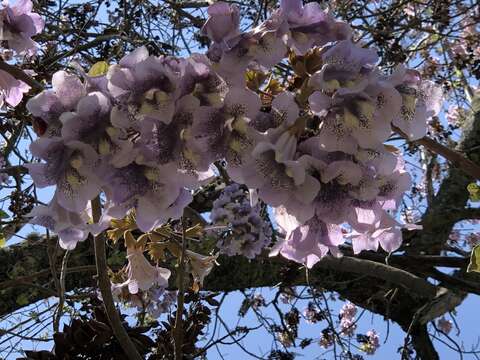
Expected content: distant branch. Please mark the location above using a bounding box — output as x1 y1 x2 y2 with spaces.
392 125 480 180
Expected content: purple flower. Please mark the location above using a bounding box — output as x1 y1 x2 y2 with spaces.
251 92 299 133
103 163 192 232
178 54 227 107
60 91 134 167
27 71 86 137
120 246 171 294
390 66 443 140
237 133 320 222
191 86 262 170
107 47 180 128
209 183 272 259
0 69 30 108
26 138 101 212
309 41 378 94
309 88 400 153
273 207 343 268
349 215 403 254
339 302 357 336
201 2 240 45
29 196 90 250
0 0 44 55
213 17 287 83
280 0 351 55
137 94 211 182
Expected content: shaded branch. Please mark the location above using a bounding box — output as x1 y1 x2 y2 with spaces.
0 60 43 92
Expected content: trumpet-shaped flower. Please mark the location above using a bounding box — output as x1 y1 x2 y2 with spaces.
0 0 44 55
26 138 101 212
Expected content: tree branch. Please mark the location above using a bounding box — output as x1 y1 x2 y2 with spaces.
91 197 142 360
0 60 43 92
392 124 480 180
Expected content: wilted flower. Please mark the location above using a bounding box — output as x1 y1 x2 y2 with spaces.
319 329 334 348
449 230 461 244
359 330 380 355
0 152 9 184
466 232 480 248
277 331 294 347
437 317 453 335
186 250 218 291
120 233 171 294
445 105 467 126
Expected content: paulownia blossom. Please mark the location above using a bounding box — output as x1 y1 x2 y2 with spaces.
0 69 29 108
0 0 44 55
279 0 351 55
26 138 101 213
107 46 180 128
209 183 272 259
29 195 90 250
27 71 86 137
26 0 442 272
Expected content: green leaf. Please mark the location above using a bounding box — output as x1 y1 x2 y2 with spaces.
0 233 5 248
88 61 109 76
467 245 480 273
467 183 480 202
0 210 8 219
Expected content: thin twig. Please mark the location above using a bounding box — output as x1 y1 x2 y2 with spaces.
53 250 70 333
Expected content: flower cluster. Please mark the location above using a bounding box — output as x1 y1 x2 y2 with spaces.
339 302 357 336
359 330 380 355
208 183 272 258
27 0 441 270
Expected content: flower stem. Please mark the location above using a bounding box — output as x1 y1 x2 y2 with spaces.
91 196 142 360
